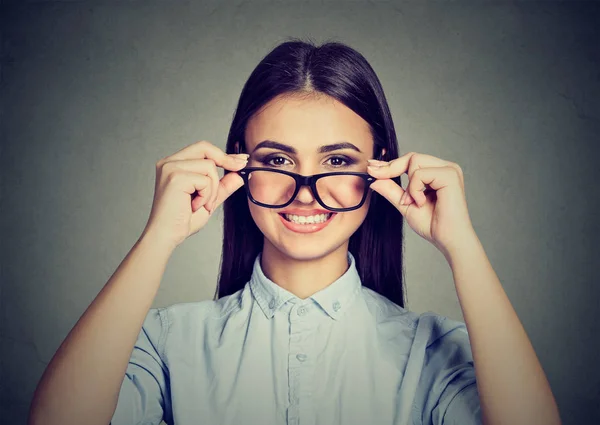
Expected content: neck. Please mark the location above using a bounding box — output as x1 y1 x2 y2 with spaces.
260 239 350 299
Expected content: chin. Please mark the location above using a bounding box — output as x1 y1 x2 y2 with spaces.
267 237 348 263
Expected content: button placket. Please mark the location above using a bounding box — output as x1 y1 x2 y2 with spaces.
288 302 316 425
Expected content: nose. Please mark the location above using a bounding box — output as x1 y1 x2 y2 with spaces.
294 184 317 205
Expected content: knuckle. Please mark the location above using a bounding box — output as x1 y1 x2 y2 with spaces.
450 162 463 176
202 159 218 174
162 161 177 173
164 168 181 184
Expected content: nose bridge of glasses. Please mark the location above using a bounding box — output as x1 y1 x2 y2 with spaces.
297 174 315 188
294 175 318 201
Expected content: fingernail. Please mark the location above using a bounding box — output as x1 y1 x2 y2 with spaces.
234 157 248 163
368 159 388 165
232 153 249 159
367 164 382 169
400 192 408 205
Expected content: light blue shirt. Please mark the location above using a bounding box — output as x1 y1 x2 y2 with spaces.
111 251 482 425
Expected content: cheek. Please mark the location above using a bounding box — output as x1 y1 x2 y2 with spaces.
248 201 272 233
351 193 372 225
337 197 371 233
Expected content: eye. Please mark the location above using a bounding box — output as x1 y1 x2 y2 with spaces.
326 156 355 167
262 155 292 167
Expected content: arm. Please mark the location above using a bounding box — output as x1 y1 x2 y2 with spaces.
28 231 175 425
443 229 562 425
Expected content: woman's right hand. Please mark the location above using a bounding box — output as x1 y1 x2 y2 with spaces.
141 140 249 250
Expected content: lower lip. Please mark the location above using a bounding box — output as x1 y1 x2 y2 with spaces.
278 213 336 233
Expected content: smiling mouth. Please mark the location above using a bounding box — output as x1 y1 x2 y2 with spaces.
279 212 334 225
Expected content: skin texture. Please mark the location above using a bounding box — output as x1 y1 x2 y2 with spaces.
244 92 377 299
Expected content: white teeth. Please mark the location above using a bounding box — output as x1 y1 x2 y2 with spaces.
284 213 331 224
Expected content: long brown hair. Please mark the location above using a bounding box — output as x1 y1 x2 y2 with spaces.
214 37 407 308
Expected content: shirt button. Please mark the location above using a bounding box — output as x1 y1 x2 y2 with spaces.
332 300 341 311
297 306 308 316
269 299 276 309
296 353 308 362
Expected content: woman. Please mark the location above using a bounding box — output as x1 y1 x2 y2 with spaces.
29 39 561 425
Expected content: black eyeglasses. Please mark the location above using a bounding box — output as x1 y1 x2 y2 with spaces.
238 167 375 212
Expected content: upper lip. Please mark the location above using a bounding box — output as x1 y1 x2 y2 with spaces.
279 208 333 216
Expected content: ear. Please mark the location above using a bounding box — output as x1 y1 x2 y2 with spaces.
378 148 387 161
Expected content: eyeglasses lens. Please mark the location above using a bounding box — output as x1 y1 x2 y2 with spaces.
247 170 366 209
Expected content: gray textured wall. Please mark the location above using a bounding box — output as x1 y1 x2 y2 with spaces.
1 1 598 424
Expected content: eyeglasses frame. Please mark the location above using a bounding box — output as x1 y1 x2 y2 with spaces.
237 167 376 212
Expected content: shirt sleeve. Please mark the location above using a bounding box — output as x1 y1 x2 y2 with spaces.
416 316 483 425
111 307 171 425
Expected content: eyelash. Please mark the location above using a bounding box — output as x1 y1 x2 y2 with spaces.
260 155 356 168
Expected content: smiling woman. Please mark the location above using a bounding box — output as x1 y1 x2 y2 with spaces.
116 39 484 425
219 50 405 305
30 37 493 425
235 94 381 286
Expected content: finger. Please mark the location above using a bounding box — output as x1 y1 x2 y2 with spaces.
389 153 455 205
160 140 250 171
166 158 246 211
191 182 212 212
203 159 219 213
184 173 212 210
367 153 413 203
369 179 410 214
166 159 219 212
367 154 413 179
405 153 456 183
211 171 245 210
406 167 459 207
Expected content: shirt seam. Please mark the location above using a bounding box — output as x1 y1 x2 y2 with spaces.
440 381 479 424
363 292 417 330
158 307 169 359
214 295 243 319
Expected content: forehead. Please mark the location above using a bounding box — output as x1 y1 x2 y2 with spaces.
245 93 373 152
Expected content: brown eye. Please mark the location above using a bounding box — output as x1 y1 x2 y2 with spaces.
262 155 292 167
326 156 354 167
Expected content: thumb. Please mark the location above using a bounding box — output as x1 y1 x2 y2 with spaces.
213 172 245 209
370 179 409 214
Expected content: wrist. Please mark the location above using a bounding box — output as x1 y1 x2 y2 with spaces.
439 227 481 265
137 227 178 257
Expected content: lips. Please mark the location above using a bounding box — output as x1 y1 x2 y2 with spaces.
278 208 331 215
280 212 332 223
278 212 336 234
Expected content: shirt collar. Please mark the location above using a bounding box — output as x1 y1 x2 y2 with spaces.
249 251 362 320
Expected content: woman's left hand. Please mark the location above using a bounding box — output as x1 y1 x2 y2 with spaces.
367 152 476 258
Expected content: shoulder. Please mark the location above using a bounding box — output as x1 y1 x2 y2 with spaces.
158 285 249 335
361 285 424 332
360 286 469 345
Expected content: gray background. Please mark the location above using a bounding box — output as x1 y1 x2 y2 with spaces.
1 1 598 424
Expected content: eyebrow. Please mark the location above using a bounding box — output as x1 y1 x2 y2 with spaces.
252 140 363 154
